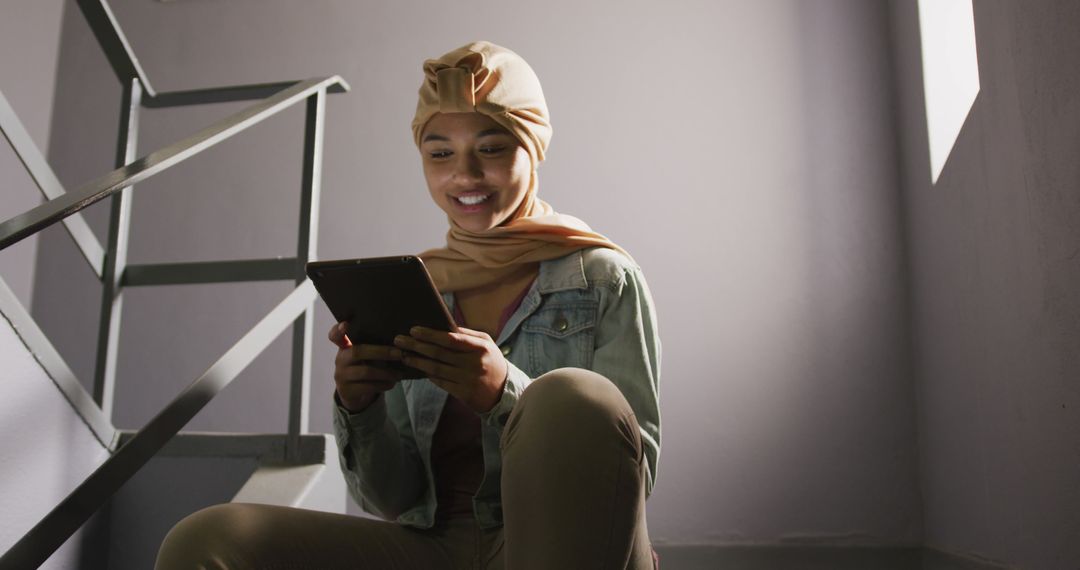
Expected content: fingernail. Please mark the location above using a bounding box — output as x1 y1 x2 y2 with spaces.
410 326 421 335
394 335 406 345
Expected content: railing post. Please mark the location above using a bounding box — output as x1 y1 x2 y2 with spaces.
287 88 325 461
93 77 140 419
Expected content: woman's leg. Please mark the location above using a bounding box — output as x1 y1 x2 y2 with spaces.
500 368 653 570
154 503 463 570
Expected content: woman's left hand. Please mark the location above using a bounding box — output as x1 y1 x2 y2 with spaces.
394 326 508 414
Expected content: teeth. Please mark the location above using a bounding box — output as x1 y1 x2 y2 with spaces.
457 194 490 205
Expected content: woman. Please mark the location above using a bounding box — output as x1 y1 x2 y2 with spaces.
156 41 661 570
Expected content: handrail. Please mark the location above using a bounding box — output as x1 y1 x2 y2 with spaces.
0 90 105 277
0 280 317 570
2 1 347 566
0 75 349 252
145 79 349 108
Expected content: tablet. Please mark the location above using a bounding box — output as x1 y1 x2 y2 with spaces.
306 255 456 379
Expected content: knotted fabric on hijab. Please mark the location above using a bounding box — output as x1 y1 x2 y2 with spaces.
412 41 628 292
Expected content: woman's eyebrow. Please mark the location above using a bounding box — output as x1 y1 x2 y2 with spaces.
477 128 510 138
422 128 509 143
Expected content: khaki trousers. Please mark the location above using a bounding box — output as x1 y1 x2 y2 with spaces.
155 368 654 569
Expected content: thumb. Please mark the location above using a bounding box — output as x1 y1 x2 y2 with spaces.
330 322 353 349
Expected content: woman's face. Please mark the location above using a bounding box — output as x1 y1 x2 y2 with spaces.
420 112 532 233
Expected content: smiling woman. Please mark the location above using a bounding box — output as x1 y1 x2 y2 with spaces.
154 41 662 570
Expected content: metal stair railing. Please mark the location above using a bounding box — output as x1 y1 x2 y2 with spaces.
0 0 350 567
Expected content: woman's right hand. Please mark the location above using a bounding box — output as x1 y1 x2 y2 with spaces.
329 321 405 412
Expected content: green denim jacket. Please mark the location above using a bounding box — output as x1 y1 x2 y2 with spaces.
331 247 661 530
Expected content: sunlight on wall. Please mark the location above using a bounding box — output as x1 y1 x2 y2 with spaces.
918 0 980 184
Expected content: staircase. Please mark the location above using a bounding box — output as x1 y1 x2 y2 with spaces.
0 1 351 567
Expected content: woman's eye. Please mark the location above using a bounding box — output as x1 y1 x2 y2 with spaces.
428 150 452 159
479 146 507 155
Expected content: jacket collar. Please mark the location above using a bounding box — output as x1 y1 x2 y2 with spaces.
536 249 588 293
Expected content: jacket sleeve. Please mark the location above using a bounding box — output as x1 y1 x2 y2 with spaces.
331 383 426 520
589 263 662 496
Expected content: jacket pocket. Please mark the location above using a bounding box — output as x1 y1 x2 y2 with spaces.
521 303 597 375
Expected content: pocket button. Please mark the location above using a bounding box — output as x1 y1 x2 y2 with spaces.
554 317 569 332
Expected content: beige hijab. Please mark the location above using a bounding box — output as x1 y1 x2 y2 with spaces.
413 41 627 292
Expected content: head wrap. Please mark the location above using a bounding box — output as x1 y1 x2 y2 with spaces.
413 41 628 292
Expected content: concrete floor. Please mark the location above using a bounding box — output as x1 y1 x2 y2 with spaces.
651 546 1005 570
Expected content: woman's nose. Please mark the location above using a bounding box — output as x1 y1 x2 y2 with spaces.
451 153 483 182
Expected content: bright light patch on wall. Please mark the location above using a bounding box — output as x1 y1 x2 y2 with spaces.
917 0 980 184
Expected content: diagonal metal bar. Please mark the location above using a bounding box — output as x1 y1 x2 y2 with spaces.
74 0 156 97
0 90 105 277
144 80 348 108
0 276 116 450
0 76 349 252
0 280 317 570
122 258 300 287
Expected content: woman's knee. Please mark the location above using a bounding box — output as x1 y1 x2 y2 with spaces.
507 368 640 458
164 503 251 543
156 503 268 569
519 367 633 422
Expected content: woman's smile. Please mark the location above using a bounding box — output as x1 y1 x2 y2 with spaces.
453 190 494 209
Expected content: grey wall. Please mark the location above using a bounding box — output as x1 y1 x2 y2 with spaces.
890 1 1080 567
34 0 921 547
0 0 65 308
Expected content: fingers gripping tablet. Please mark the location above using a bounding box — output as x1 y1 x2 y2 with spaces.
306 255 457 379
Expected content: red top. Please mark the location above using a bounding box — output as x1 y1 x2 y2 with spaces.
431 282 533 522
